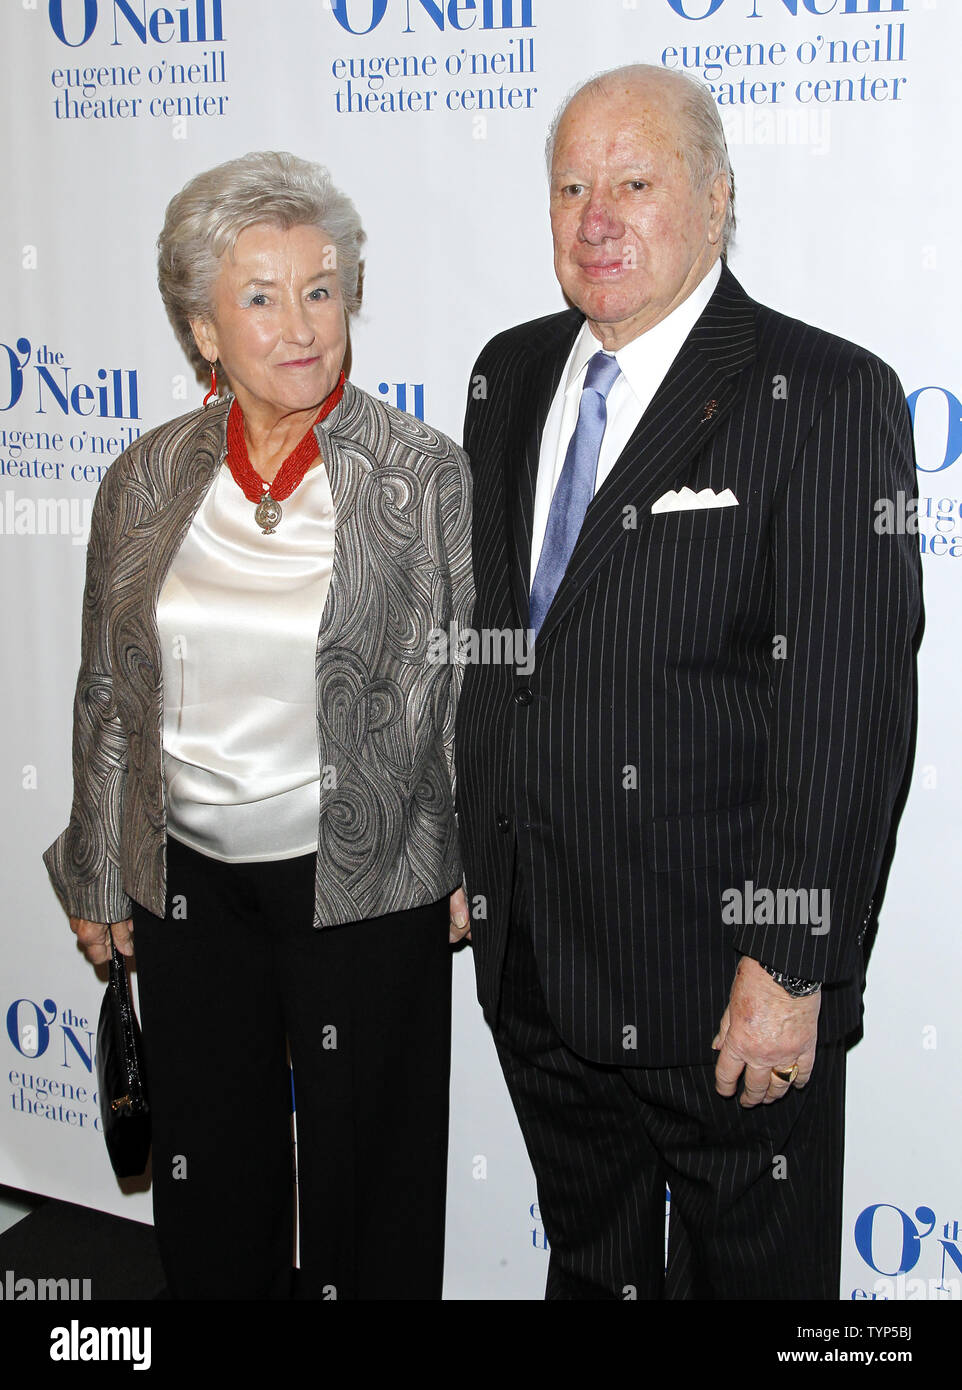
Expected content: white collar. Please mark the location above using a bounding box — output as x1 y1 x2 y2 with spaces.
563 258 723 404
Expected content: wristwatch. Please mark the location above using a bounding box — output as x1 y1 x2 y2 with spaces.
759 963 822 997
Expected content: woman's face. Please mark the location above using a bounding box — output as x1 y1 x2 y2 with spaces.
191 221 347 429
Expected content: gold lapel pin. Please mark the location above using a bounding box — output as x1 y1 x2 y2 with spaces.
701 399 718 421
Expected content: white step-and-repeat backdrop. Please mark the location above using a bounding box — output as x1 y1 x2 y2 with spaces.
2 0 958 1301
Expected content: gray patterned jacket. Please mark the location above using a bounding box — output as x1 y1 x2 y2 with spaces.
43 382 474 928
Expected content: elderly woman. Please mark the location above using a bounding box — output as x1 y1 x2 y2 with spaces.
44 151 473 1301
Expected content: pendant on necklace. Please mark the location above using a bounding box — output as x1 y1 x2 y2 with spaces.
254 490 282 534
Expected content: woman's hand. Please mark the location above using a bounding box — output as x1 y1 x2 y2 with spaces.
69 916 134 965
449 886 471 944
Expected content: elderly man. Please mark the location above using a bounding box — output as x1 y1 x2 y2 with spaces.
455 64 922 1299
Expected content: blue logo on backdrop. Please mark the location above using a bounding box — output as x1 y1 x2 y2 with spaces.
6 996 93 1070
378 380 424 420
530 1200 547 1250
47 0 224 47
852 1202 962 1300
0 335 141 491
908 387 962 475
665 0 905 19
5 995 102 1131
0 337 139 422
331 0 533 37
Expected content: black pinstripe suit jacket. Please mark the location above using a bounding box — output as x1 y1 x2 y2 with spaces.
455 263 923 1067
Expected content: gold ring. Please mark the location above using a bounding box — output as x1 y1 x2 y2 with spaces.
772 1064 799 1085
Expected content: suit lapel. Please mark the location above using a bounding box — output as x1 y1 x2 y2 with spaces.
535 265 758 647
504 310 582 629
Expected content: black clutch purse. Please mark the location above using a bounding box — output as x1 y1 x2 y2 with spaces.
96 942 150 1178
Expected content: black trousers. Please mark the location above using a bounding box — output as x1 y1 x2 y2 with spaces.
131 836 452 1300
493 868 846 1300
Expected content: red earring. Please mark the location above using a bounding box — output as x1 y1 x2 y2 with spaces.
203 361 218 406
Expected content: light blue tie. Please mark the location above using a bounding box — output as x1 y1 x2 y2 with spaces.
529 351 621 638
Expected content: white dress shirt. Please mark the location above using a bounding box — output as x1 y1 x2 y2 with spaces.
530 259 722 587
157 458 335 863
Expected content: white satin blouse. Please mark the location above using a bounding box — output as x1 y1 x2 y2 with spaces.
157 458 335 862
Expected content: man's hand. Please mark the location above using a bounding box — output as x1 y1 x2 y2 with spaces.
713 955 820 1107
69 916 134 965
449 886 471 944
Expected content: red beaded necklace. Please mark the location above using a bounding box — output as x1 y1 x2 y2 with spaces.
225 370 345 534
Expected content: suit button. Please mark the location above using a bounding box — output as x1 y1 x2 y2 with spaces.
514 688 532 706
496 814 511 833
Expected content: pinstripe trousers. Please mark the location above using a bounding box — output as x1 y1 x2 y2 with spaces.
493 863 847 1300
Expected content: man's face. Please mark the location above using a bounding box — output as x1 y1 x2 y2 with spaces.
549 80 728 351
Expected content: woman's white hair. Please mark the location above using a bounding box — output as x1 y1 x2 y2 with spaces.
157 150 366 383
544 64 736 255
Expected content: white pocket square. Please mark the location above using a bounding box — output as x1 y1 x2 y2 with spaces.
650 486 739 514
